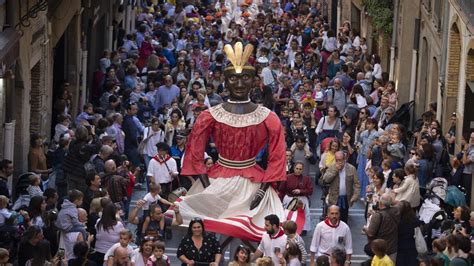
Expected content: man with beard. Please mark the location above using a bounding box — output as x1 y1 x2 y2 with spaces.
251 214 287 265
309 205 352 265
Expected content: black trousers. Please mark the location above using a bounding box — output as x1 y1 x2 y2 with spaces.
461 173 472 205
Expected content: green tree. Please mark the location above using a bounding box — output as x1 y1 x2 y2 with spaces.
362 0 394 36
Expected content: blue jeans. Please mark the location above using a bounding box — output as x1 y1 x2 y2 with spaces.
357 153 369 198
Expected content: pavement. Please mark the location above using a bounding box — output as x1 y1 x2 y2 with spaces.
128 165 370 265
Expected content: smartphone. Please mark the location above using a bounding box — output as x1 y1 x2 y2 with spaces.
57 248 65 258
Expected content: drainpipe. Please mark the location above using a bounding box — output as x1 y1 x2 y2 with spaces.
80 50 88 108
336 0 341 31
438 0 450 124
389 0 399 81
125 2 132 34
409 18 421 129
130 4 136 31
3 120 15 193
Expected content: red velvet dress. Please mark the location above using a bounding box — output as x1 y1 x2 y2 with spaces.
175 104 289 241
181 105 287 183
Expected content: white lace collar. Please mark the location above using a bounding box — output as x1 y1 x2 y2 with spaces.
209 104 270 128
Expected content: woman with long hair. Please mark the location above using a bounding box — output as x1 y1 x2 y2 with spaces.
28 195 47 228
177 218 222 266
383 81 398 108
396 201 421 266
92 203 125 264
319 138 340 175
171 60 190 83
164 109 186 146
130 237 155 266
357 118 380 198
452 205 472 235
365 170 385 219
228 245 251 266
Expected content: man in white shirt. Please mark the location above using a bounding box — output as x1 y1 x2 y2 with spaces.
309 205 352 266
147 142 179 199
252 214 287 265
261 57 281 92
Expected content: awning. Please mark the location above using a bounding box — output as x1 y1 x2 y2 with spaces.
0 27 20 71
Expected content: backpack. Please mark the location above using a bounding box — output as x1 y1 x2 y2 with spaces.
326 86 347 106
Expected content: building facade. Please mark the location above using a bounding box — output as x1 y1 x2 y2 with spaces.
0 0 130 177
336 0 474 206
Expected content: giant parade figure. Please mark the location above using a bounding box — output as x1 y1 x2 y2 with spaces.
177 42 288 241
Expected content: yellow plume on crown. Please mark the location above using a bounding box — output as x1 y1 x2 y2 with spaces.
223 42 254 73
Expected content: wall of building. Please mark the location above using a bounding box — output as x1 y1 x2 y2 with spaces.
415 1 442 118
392 0 419 105
7 0 82 173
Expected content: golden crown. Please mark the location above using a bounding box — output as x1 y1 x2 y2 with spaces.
223 42 255 73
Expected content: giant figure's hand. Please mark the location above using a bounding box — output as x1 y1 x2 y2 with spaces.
250 189 266 210
250 183 271 210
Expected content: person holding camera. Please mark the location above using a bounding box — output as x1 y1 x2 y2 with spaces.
362 193 400 264
320 151 360 223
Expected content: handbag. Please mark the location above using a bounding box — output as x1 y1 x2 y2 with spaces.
414 226 428 254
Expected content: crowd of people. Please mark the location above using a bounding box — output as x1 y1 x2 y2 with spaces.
0 0 472 265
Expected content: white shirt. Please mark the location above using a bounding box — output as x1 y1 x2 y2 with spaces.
262 67 279 86
257 230 288 266
131 248 147 266
339 166 347 196
310 220 353 256
372 63 382 80
95 220 125 253
142 127 165 157
147 157 178 184
59 232 81 260
143 192 162 211
0 208 12 225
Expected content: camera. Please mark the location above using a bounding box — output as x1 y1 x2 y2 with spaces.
372 202 380 211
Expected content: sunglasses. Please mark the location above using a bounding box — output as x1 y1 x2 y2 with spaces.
143 236 156 241
192 217 203 222
410 152 416 155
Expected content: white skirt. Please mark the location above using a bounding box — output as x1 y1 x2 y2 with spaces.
175 176 286 241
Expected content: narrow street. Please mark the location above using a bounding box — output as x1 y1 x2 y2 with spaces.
129 166 370 265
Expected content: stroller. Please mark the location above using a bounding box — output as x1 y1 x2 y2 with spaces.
387 100 415 129
419 177 467 250
11 172 39 211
